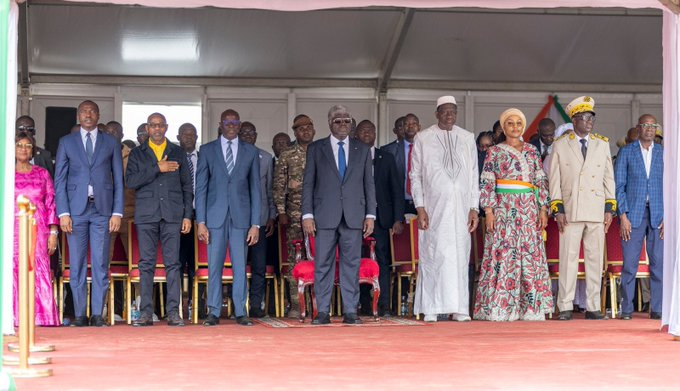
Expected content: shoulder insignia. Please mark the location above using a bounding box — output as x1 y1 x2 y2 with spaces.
590 133 609 142
554 132 571 142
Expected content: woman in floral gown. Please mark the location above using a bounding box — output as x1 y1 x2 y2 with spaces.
14 132 60 326
473 108 553 321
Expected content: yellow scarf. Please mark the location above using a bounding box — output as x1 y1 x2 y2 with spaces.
148 139 167 162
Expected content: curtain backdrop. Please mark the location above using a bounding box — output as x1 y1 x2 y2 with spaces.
3 0 678 337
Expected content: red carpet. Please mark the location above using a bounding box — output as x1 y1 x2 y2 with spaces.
10 313 679 390
253 315 428 328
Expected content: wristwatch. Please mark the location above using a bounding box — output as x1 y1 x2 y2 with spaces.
469 207 479 213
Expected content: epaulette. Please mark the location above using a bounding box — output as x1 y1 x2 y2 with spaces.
589 133 609 142
554 131 571 143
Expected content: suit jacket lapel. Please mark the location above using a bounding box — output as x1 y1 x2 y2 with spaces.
568 136 585 165
231 140 247 176
214 141 229 177
73 132 90 167
320 138 339 180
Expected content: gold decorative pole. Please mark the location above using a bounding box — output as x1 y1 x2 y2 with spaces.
5 196 52 377
8 204 54 354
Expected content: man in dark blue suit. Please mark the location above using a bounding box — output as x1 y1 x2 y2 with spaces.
615 114 664 320
195 109 261 327
382 113 421 215
55 100 124 327
302 105 376 325
356 120 404 317
126 113 194 327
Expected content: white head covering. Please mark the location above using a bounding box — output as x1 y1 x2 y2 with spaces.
554 123 574 139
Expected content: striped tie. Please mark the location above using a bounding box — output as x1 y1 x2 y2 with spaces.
187 152 195 182
225 140 234 174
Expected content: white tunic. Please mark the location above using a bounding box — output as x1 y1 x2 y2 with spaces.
410 124 480 316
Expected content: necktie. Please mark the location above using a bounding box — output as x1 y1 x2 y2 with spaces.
337 141 346 179
225 140 234 175
580 139 587 159
406 143 413 196
86 132 94 165
187 152 195 180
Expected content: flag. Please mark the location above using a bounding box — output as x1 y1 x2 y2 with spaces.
524 95 571 141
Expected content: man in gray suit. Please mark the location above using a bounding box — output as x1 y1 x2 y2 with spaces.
239 121 276 318
195 109 260 327
302 105 376 325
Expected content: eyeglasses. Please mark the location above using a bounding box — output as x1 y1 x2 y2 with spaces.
147 123 168 129
222 120 241 127
17 126 35 132
573 113 596 123
331 118 352 125
639 123 661 130
16 142 33 150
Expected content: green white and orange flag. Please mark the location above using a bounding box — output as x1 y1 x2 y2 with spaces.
524 95 571 141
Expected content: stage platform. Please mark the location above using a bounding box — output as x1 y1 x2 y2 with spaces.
9 313 679 390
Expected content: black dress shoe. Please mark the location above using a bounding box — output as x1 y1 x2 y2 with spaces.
90 315 107 327
342 313 363 325
203 314 220 326
311 312 331 325
249 308 266 319
166 312 185 326
379 308 394 318
620 313 633 320
72 316 88 327
650 312 662 320
236 316 253 326
557 310 573 321
133 313 153 327
642 302 650 313
585 311 606 320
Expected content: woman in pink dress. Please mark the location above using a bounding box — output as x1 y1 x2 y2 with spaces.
14 132 60 326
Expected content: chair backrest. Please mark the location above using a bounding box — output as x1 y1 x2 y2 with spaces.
128 221 164 269
470 222 485 265
409 217 419 269
194 222 231 269
545 219 560 262
110 234 128 266
605 217 648 265
390 219 412 266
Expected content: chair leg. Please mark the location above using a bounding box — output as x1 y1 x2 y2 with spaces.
273 277 280 318
396 273 402 316
159 282 165 319
178 283 183 319
609 274 617 319
297 280 306 323
192 279 199 324
600 277 607 315
59 278 64 324
336 286 342 317
408 275 415 318
372 278 380 321
636 279 642 312
127 278 132 325
109 279 115 325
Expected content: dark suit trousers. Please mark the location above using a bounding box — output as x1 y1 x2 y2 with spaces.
360 223 391 311
207 213 248 318
315 217 362 314
620 206 664 314
248 226 268 311
67 202 111 317
136 220 182 317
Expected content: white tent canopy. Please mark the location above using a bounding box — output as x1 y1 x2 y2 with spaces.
3 0 679 338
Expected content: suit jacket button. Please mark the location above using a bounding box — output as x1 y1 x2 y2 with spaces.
160 197 164 201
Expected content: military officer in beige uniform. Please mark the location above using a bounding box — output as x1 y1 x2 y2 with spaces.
549 96 616 320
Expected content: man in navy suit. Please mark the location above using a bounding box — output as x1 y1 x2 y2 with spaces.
382 113 421 215
356 120 404 317
238 121 276 318
529 118 556 162
302 105 376 325
615 114 664 320
55 100 124 327
126 113 193 327
195 109 260 327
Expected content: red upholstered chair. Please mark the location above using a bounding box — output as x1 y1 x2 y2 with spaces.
603 217 649 318
277 221 292 317
290 234 381 322
108 235 129 325
127 221 180 324
392 217 416 316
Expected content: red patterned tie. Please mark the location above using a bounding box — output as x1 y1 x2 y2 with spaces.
406 143 413 196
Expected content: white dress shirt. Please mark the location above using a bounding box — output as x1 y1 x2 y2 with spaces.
329 134 349 169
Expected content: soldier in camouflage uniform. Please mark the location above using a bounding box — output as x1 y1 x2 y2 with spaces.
273 114 316 318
